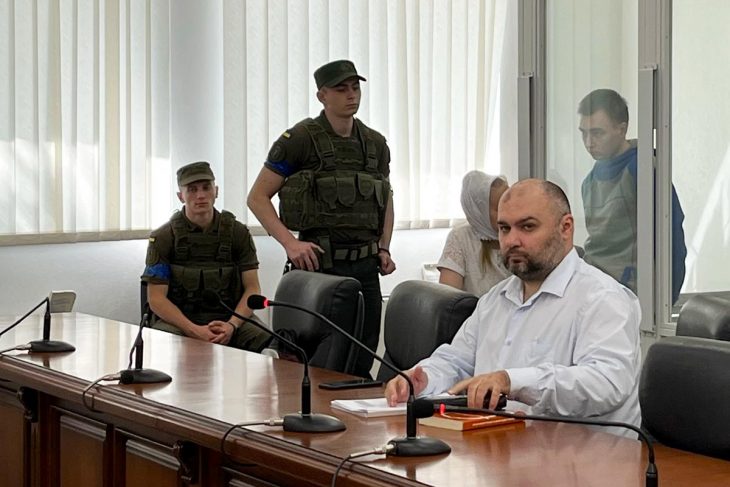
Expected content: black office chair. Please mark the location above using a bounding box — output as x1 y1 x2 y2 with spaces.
376 280 478 382
676 294 730 340
639 336 730 459
271 270 364 375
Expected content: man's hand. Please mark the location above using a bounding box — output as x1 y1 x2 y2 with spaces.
384 366 428 406
448 370 511 410
185 324 218 342
284 240 324 271
208 320 234 345
378 250 396 275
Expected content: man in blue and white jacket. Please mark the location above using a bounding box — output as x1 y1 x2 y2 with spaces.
578 88 687 303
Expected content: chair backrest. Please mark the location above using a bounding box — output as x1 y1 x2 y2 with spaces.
376 280 478 382
639 336 730 459
272 270 364 375
676 294 730 340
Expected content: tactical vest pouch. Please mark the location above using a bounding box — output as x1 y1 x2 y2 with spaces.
316 174 380 229
280 170 316 230
169 265 201 308
281 173 386 231
376 179 391 234
202 268 222 292
316 176 339 210
180 267 201 292
357 173 375 199
279 118 390 233
336 177 357 207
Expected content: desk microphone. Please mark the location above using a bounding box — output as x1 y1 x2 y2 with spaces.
248 294 450 457
0 291 76 353
118 307 172 384
435 404 658 487
202 290 345 433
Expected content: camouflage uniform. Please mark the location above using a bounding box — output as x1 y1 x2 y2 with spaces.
266 110 391 377
142 208 271 352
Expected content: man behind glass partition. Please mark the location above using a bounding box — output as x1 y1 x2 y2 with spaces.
577 89 687 303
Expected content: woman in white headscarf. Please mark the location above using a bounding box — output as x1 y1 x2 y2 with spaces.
437 171 510 296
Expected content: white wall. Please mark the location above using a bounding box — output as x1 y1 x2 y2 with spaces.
0 228 449 325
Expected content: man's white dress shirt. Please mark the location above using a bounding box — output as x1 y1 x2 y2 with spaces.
419 248 641 437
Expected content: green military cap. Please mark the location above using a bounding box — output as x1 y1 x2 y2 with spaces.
314 60 366 89
177 161 215 186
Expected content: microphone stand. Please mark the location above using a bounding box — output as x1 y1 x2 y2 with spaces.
248 294 450 457
118 309 172 384
439 405 658 487
202 290 345 433
0 297 74 353
28 298 75 353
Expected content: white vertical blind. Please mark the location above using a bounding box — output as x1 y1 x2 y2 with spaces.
0 0 171 241
1 0 516 243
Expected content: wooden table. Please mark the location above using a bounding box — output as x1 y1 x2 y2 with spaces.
1 312 729 486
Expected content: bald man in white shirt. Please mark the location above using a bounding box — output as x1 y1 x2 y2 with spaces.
385 179 641 437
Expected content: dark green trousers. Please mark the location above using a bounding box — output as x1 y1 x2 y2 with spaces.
151 315 272 352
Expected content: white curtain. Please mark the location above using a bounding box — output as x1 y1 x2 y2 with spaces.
1 0 516 242
0 0 171 243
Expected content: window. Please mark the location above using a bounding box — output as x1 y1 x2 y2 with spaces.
0 0 518 244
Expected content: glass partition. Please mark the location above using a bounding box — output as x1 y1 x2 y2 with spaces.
672 0 730 300
545 0 640 293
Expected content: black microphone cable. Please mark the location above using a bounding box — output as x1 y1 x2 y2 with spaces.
126 310 148 370
437 404 658 487
0 298 48 338
247 293 449 457
219 418 285 467
0 345 30 383
202 289 345 433
330 443 396 487
81 373 122 412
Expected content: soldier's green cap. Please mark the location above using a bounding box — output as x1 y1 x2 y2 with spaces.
314 60 366 89
177 161 215 186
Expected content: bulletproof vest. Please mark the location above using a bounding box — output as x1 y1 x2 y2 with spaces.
278 118 391 233
167 210 242 324
582 166 637 292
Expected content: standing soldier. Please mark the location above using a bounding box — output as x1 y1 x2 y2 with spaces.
248 60 396 377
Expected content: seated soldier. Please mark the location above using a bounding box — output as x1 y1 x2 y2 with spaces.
141 161 284 354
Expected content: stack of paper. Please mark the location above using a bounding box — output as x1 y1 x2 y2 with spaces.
330 398 406 418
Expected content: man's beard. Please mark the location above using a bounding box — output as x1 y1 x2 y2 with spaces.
503 253 551 281
502 231 565 281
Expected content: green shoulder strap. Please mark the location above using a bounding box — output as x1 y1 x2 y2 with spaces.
302 118 337 171
355 119 379 172
217 211 236 262
170 210 189 261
